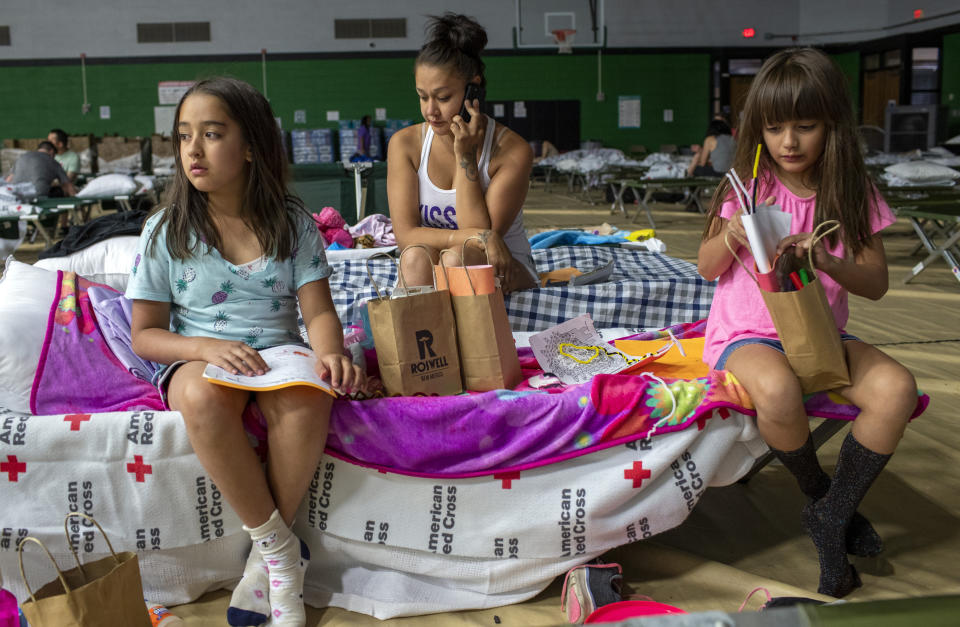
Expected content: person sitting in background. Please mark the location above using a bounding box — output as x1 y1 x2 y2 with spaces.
48 128 80 183
531 139 559 163
5 141 77 197
687 118 736 177
356 115 372 158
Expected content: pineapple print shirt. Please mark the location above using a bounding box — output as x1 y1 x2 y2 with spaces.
125 210 332 349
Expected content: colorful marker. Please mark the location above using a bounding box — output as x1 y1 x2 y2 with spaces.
751 144 762 211
789 271 804 291
798 268 810 286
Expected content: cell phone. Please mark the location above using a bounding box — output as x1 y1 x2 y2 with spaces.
459 83 486 124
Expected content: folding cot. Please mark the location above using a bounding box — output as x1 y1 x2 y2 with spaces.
563 163 649 205
891 200 960 285
18 197 98 246
609 176 721 228
881 184 960 285
0 243 930 618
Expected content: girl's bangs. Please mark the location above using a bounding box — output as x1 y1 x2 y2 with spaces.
758 67 827 124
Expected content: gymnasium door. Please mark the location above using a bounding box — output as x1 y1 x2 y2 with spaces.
729 76 753 130
862 69 900 127
484 99 581 151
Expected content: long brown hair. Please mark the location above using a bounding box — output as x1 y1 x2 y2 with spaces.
703 48 874 254
148 76 306 261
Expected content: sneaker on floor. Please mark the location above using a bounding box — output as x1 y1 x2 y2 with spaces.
559 559 623 624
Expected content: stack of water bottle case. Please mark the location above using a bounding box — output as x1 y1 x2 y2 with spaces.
290 128 337 164
289 120 411 164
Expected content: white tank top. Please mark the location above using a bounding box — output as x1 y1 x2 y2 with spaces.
417 117 536 280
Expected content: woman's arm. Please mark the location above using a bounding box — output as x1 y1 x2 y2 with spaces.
476 125 534 234
130 300 268 376
776 232 889 300
449 102 534 235
449 102 491 231
460 125 534 285
687 135 716 175
298 279 363 393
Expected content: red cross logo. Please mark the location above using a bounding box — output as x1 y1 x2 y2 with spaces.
494 471 521 489
126 455 152 482
624 461 651 488
64 414 92 431
698 407 731 430
1 455 27 482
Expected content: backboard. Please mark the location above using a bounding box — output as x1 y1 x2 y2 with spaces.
514 0 605 49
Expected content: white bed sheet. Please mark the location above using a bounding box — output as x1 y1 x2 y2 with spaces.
0 404 764 618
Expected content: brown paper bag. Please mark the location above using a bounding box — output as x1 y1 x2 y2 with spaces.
728 221 850 394
437 238 521 391
18 513 151 627
366 246 462 396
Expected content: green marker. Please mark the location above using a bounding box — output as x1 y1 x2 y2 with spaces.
798 268 810 286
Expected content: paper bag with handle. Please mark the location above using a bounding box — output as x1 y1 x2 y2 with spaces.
17 513 152 627
726 220 851 394
365 245 462 396
435 236 522 391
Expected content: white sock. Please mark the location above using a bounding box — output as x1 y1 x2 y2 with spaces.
243 510 310 626
226 543 270 626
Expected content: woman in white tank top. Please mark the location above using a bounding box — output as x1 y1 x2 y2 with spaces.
386 13 537 293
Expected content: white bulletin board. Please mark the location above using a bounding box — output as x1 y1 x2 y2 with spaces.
618 95 641 128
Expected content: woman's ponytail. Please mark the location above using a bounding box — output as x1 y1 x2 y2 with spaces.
417 13 487 87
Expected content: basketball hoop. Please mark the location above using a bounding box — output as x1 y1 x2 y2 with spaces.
551 29 576 54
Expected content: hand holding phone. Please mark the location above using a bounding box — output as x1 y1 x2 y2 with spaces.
459 83 485 124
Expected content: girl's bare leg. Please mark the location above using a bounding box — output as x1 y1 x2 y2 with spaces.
724 344 808 450
167 361 275 526
256 387 334 525
837 340 916 454
168 362 281 625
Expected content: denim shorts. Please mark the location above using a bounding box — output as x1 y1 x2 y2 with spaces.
714 333 860 370
152 360 188 410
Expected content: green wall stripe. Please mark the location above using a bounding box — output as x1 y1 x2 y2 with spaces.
5 42 954 151
1 54 709 152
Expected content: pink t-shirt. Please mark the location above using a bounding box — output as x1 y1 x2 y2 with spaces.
702 175 896 368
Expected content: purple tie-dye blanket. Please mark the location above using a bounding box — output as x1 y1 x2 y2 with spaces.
31 272 165 414
324 319 928 476
31 274 929 476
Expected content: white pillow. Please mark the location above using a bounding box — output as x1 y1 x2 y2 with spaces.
134 174 155 192
884 161 960 184
34 235 139 292
76 173 139 198
0 258 58 412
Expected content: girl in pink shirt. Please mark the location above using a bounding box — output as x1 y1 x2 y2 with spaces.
697 48 917 598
